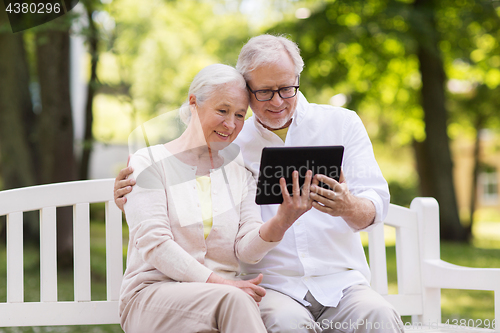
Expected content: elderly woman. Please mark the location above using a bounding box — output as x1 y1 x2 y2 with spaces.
119 64 313 333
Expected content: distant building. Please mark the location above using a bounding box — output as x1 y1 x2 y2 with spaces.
453 130 500 218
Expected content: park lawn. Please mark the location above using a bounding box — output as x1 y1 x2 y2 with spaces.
0 220 499 332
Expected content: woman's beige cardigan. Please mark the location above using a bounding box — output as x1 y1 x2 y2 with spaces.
119 144 279 315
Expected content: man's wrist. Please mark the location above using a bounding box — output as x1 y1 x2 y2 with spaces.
341 196 376 230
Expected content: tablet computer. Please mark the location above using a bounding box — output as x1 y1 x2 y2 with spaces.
255 145 344 205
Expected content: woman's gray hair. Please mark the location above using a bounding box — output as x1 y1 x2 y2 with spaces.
236 34 304 81
179 64 246 125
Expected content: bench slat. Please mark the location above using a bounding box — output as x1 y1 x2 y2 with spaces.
384 204 417 229
74 203 91 302
0 301 120 327
106 201 123 301
0 179 115 216
7 212 24 303
368 223 388 295
40 206 58 302
395 226 422 295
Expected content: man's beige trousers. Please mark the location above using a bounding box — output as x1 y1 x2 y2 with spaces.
260 285 404 333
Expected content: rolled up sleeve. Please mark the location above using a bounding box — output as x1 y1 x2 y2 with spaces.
233 169 280 264
342 112 390 232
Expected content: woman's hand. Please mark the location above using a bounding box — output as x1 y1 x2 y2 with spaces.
207 273 266 303
228 274 266 303
276 170 314 227
259 170 313 242
113 155 135 211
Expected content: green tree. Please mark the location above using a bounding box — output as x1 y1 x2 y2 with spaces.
269 0 500 241
93 0 251 143
437 0 500 235
412 0 463 240
0 6 77 265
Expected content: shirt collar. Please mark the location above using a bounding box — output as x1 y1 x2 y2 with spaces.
294 91 308 126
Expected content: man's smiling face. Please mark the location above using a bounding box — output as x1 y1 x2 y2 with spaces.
246 51 299 130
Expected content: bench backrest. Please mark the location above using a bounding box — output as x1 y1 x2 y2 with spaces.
0 179 123 327
370 197 454 326
0 180 448 327
368 199 430 321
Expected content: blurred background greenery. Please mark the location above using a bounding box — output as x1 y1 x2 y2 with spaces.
1 0 500 331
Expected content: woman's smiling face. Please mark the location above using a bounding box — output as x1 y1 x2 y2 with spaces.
190 83 249 150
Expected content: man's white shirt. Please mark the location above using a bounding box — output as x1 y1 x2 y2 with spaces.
234 92 390 307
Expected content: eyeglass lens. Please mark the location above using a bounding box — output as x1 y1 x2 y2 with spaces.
256 86 297 101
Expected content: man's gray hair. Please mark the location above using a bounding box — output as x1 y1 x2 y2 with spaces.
236 34 304 81
179 64 246 125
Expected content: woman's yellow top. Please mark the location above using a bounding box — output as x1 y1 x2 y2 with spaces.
195 126 288 239
195 175 213 239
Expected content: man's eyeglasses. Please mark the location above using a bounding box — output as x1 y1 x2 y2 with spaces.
246 77 300 102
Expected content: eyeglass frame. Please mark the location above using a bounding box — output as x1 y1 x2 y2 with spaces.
246 76 300 102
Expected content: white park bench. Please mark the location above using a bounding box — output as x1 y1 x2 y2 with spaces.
0 179 498 332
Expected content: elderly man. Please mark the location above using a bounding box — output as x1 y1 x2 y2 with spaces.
114 35 403 332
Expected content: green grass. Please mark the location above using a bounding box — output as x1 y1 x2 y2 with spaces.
0 218 499 331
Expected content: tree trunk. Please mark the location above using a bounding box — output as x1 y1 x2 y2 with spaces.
413 139 432 197
79 3 99 180
0 10 39 241
413 0 466 241
0 33 36 190
36 27 77 267
467 117 483 239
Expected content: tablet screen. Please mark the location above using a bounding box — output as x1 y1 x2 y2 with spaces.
255 146 344 205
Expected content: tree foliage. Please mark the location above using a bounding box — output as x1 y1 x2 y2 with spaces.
269 0 500 241
0 4 78 264
2 0 499 245
97 0 251 126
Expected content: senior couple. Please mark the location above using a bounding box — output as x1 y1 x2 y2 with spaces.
115 34 404 333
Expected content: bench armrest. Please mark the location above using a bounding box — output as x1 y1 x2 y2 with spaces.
423 259 500 291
